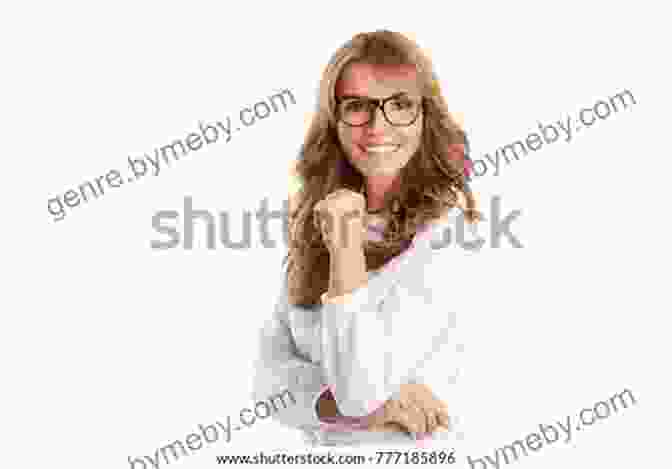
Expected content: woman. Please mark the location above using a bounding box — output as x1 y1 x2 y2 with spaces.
252 30 482 446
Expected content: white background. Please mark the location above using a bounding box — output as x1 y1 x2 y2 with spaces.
2 0 670 468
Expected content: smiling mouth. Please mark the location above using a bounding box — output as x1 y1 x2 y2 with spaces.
362 145 400 154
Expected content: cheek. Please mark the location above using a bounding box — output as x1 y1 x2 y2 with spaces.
338 126 366 157
401 123 423 151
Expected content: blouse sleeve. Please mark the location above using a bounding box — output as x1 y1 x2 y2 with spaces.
319 210 470 417
250 272 328 430
252 209 478 425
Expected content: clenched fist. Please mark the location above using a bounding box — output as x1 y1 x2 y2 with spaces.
313 189 367 251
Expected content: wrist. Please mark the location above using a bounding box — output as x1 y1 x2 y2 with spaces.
324 216 365 252
329 244 366 270
328 240 364 257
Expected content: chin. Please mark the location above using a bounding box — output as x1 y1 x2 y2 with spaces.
362 166 402 177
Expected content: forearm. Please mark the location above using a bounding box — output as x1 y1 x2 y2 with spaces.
327 245 368 298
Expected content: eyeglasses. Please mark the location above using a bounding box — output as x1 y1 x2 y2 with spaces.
335 93 424 127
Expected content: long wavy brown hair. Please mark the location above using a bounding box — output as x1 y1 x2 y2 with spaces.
286 30 483 307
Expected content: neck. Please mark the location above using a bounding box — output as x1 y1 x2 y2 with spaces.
365 174 399 212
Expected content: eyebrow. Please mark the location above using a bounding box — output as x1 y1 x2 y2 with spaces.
338 92 410 100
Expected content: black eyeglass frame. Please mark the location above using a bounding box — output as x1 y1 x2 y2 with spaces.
335 93 426 127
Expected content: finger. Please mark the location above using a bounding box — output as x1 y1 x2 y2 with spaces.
436 399 449 413
406 388 445 433
329 189 364 204
429 400 448 431
369 421 406 433
325 189 349 200
390 411 417 436
406 395 434 434
403 382 428 401
397 394 413 410
383 400 412 432
422 391 446 411
365 418 385 431
417 383 439 402
437 410 451 430
411 407 428 436
403 384 433 411
425 395 448 419
320 219 331 237
404 404 428 435
425 410 438 434
416 385 447 413
382 421 407 433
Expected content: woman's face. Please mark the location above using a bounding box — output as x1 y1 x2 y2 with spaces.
335 62 424 177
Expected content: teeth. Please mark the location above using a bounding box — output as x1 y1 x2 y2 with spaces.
366 145 398 153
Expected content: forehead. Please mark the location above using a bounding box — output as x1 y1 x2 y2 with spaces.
335 62 421 98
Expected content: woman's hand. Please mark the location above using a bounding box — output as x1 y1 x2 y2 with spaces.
365 383 450 436
313 189 366 252
314 188 369 299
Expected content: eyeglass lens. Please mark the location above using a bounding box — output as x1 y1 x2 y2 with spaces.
339 96 421 126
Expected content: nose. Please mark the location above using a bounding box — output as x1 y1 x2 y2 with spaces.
367 106 387 133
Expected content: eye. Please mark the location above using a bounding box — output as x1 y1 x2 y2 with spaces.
344 100 368 112
390 98 413 110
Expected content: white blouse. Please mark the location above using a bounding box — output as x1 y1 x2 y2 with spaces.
251 208 477 445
